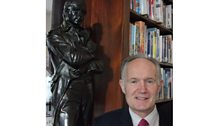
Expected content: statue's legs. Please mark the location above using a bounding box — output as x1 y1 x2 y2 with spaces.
81 79 94 126
55 78 94 126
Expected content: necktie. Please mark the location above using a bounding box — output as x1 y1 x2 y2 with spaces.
138 119 149 126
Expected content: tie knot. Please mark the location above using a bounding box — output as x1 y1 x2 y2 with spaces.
138 119 149 126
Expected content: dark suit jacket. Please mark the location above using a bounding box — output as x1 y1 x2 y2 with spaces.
93 101 172 126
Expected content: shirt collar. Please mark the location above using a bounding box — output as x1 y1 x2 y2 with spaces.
129 106 159 126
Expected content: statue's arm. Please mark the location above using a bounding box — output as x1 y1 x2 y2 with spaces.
47 31 94 67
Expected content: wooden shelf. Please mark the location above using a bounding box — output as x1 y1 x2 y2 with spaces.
130 10 172 35
163 0 173 5
156 98 173 103
160 62 173 68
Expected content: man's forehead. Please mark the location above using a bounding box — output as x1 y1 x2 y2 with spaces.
128 58 155 66
125 59 156 73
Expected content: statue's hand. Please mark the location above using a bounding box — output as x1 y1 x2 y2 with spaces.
87 60 104 74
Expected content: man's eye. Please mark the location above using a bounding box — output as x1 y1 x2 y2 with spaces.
147 80 155 84
148 80 153 83
130 80 137 84
131 81 136 83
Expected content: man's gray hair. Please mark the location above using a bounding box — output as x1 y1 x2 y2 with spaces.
120 54 161 84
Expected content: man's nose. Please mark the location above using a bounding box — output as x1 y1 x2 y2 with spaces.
139 81 147 93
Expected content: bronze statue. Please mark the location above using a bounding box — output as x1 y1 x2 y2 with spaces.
46 0 103 126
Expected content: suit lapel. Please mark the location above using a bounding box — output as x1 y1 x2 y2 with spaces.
157 104 166 126
157 102 172 126
119 107 133 126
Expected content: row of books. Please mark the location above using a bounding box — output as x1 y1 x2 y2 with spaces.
130 0 172 29
129 21 173 63
157 68 173 100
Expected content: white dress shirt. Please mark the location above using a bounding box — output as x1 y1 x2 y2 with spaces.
129 106 159 126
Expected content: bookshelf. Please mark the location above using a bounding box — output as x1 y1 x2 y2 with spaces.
128 0 173 103
130 10 172 35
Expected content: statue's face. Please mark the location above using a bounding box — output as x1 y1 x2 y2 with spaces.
64 2 86 25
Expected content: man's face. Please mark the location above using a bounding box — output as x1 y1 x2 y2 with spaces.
64 2 85 25
120 58 162 117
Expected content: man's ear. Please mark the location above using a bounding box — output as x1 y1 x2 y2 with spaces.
119 79 125 94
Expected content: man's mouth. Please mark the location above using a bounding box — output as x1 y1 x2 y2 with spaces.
135 96 149 100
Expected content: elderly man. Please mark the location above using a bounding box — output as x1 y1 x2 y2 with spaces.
93 55 172 126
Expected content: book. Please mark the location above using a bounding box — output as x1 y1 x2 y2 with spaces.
166 4 172 28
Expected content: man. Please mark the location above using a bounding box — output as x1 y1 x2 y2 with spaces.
93 55 172 126
46 0 103 126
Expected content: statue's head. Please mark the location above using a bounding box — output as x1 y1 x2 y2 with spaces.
62 0 86 26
